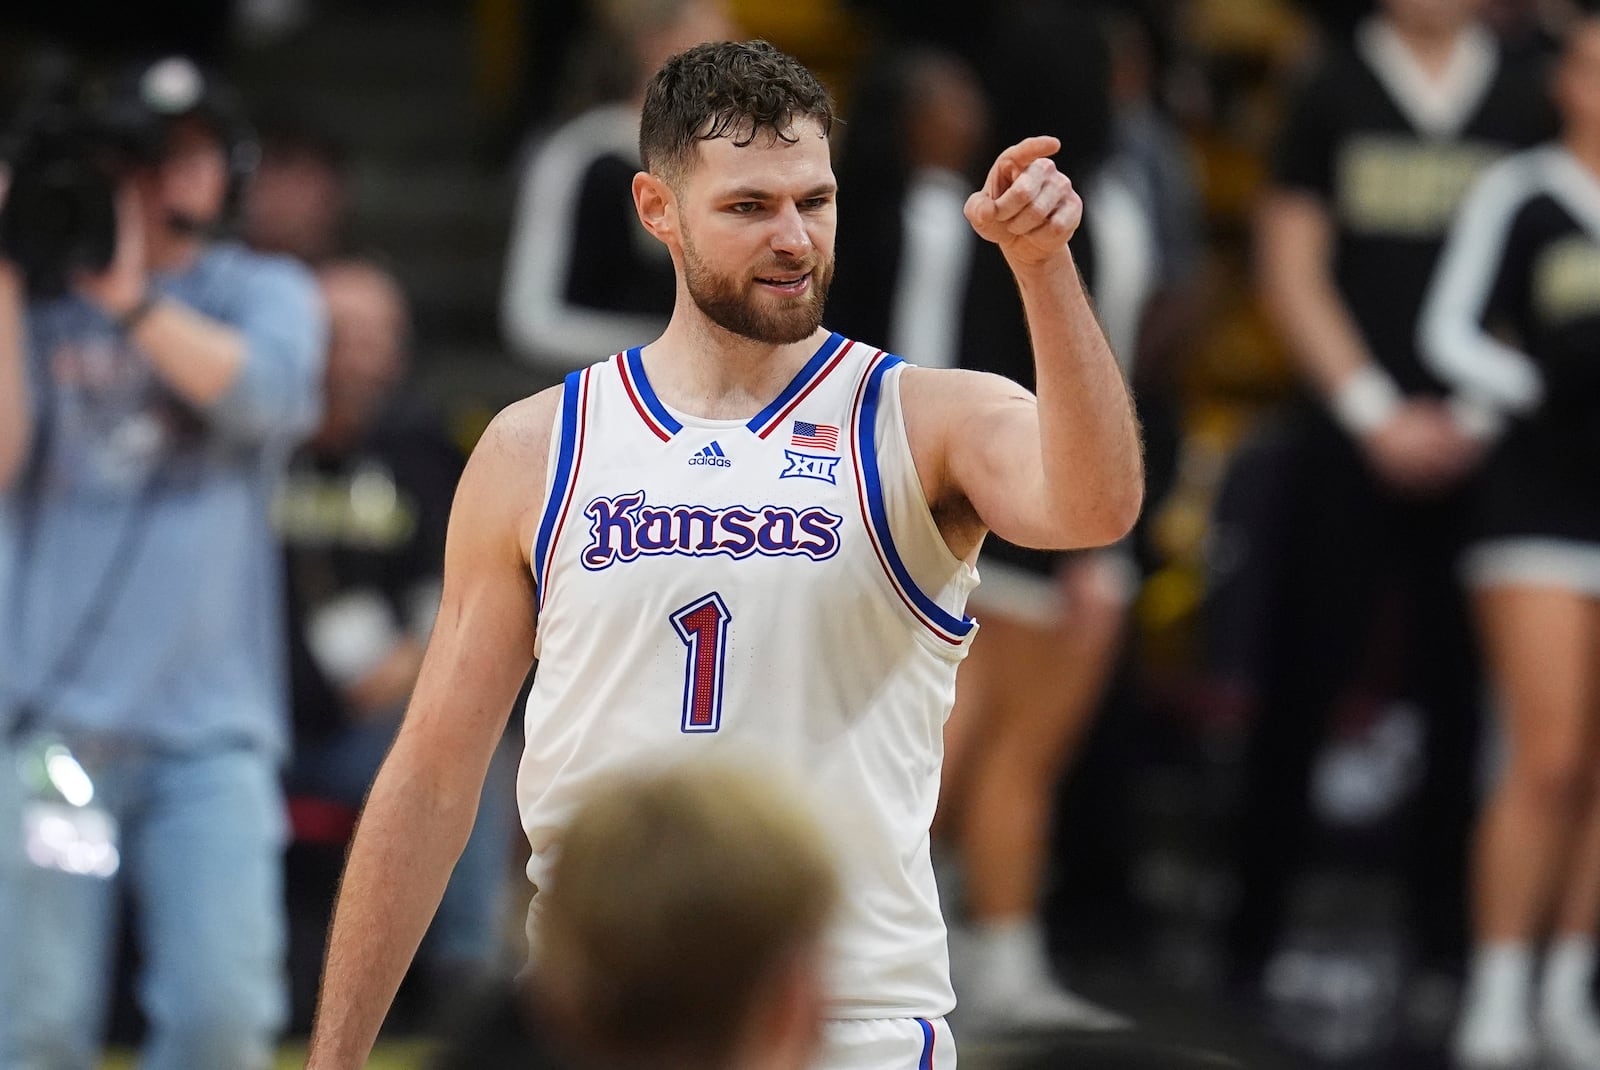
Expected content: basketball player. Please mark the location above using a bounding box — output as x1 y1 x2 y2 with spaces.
1420 15 1600 1067
305 38 1142 1070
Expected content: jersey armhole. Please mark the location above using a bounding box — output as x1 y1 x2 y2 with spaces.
851 355 978 653
531 367 592 607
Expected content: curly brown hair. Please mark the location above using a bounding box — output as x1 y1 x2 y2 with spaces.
639 39 835 184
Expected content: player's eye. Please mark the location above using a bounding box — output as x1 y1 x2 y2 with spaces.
800 197 832 211
729 202 761 214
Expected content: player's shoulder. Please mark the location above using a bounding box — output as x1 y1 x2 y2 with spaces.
899 365 1032 409
477 385 564 465
461 385 565 500
896 366 1032 471
450 385 567 554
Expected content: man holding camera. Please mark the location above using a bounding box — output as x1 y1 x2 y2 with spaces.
0 57 324 1069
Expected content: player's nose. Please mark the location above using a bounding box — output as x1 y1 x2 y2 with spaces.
768 202 812 258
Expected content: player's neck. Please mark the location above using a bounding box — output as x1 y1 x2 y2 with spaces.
1383 15 1473 79
644 313 831 421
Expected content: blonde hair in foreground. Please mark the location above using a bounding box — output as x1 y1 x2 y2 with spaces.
535 760 840 1069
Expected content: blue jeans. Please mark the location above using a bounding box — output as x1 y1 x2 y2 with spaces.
0 733 287 1070
289 714 512 970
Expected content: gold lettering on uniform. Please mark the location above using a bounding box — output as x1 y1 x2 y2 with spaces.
271 467 419 549
1337 136 1502 237
1534 236 1600 327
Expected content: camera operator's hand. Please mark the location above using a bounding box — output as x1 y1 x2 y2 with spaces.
72 184 150 320
65 181 254 407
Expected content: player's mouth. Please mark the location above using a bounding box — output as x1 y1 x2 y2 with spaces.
755 272 811 296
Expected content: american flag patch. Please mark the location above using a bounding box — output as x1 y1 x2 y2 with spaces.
791 420 839 452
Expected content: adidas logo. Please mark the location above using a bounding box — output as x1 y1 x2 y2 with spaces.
687 441 732 468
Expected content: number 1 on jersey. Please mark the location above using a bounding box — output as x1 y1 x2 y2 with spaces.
670 593 732 733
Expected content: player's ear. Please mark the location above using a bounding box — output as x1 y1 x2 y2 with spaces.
633 171 677 244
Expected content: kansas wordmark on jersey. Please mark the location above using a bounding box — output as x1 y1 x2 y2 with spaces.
518 332 978 1018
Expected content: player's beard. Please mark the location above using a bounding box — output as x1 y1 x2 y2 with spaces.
681 230 832 345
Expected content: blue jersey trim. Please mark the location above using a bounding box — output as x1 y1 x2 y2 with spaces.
856 356 976 638
533 370 584 596
624 347 683 435
746 331 846 433
917 1018 935 1070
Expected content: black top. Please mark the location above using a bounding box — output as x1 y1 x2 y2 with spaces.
280 399 463 742
565 153 676 319
1421 145 1600 542
1272 25 1555 395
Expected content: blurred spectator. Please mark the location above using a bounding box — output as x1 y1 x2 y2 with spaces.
828 45 988 367
277 260 512 1017
1419 13 1600 1067
499 0 734 372
243 119 351 265
937 0 1156 1037
1107 0 1207 380
1105 0 1204 553
1108 1 1205 303
1223 0 1556 1000
0 56 324 1069
430 760 839 1070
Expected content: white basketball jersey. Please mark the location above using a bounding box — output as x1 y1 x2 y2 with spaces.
517 333 978 1017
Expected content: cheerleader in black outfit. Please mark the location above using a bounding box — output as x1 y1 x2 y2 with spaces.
1421 16 1600 1068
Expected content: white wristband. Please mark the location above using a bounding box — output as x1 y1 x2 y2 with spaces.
1329 365 1402 436
1448 395 1506 444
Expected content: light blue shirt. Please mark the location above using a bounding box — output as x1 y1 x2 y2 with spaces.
0 242 325 758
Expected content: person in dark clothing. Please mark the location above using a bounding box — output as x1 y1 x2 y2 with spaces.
279 261 512 1007
936 0 1156 1037
1227 0 1557 1003
828 45 987 368
1419 14 1600 1065
499 0 733 372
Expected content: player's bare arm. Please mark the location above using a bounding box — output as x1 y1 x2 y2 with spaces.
903 136 1144 561
305 387 558 1070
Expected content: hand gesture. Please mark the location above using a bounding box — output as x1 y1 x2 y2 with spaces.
72 183 148 318
964 135 1083 267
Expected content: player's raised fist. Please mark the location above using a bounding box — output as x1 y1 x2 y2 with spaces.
963 135 1083 267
